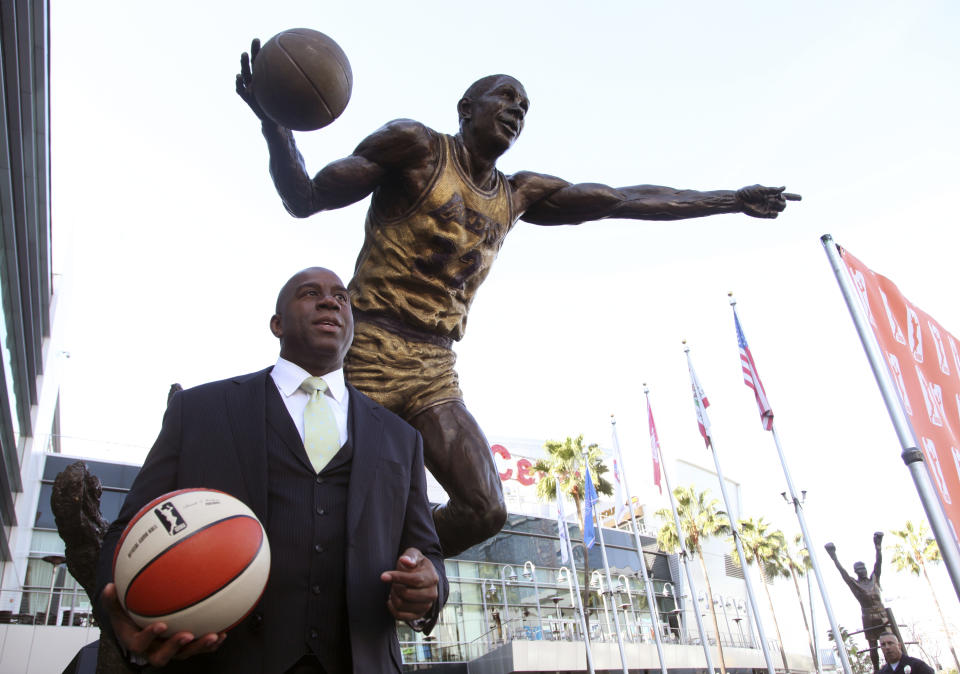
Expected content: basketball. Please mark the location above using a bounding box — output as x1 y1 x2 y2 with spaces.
253 28 353 131
113 488 270 637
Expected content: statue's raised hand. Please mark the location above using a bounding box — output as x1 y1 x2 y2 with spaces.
874 531 884 546
824 542 837 556
235 38 268 121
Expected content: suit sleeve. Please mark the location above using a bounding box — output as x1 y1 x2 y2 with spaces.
93 391 186 636
399 429 448 634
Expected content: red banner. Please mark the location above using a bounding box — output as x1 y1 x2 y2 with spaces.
841 246 960 538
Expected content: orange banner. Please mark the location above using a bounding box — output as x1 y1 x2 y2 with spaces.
840 246 960 539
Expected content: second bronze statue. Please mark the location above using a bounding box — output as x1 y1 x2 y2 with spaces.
237 40 799 556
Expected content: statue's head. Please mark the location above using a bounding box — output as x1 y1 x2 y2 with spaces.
853 561 868 579
457 75 528 157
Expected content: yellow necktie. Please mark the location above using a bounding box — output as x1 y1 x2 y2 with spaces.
300 377 340 473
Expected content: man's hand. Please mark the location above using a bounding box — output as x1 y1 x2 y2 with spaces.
102 582 225 667
235 39 269 121
736 184 800 219
824 542 837 557
380 548 439 622
874 531 884 546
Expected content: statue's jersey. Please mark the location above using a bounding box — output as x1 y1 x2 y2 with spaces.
349 133 515 341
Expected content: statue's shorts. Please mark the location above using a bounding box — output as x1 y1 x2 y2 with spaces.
345 319 463 420
862 610 888 641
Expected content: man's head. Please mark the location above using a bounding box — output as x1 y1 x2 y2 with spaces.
879 633 902 664
854 561 868 579
457 74 529 157
270 267 354 376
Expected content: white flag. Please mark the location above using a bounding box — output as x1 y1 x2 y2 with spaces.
555 480 570 563
610 423 629 522
686 350 713 448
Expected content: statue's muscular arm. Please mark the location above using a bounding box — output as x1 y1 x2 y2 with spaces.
509 171 789 225
260 119 438 218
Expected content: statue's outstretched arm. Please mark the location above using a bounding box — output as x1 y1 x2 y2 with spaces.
514 171 798 225
873 531 884 581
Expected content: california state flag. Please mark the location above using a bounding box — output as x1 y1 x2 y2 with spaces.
686 350 713 448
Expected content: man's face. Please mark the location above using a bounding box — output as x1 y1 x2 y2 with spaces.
270 268 354 375
879 635 902 664
854 562 867 579
463 76 529 155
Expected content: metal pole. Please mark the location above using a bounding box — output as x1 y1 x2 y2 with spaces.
731 292 855 674
500 565 516 641
809 566 823 674
481 578 491 647
822 234 960 599
645 386 718 674
585 451 630 674
611 415 669 673
684 346 777 674
523 561 543 639
560 533 596 672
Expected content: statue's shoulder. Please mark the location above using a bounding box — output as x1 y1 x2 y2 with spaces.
359 118 440 165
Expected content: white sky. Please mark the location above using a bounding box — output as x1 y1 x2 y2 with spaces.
49 0 959 655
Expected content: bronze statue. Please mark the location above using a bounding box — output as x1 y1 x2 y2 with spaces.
237 45 798 556
51 461 125 673
826 532 886 672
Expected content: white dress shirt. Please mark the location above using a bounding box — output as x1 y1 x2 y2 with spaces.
270 357 350 447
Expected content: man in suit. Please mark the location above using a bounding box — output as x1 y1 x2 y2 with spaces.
879 632 935 674
95 267 447 673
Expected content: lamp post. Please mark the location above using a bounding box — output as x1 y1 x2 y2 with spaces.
523 561 543 638
481 578 494 646
714 594 734 647
41 554 66 626
590 570 611 642
500 565 517 641
617 574 635 641
557 566 576 639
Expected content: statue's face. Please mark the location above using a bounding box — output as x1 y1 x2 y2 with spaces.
853 562 867 579
463 76 529 155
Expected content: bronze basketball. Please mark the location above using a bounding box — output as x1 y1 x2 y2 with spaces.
253 29 352 131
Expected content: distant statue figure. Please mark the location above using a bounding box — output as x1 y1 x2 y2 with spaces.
51 461 125 673
825 532 886 672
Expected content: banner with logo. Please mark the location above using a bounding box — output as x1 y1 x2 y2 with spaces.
839 245 960 536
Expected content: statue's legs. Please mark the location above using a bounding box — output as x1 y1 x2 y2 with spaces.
864 613 886 673
410 401 506 557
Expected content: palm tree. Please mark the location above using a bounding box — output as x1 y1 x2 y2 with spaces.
782 534 818 670
532 434 613 638
532 434 613 531
888 520 960 673
656 485 731 674
734 518 789 670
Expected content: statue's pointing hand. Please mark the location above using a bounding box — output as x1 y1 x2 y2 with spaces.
736 184 801 219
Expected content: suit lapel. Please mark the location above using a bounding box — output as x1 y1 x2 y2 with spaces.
346 384 385 536
223 369 270 522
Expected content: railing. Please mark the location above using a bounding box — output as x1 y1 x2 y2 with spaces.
0 587 97 628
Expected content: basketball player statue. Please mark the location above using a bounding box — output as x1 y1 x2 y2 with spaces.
826 533 887 672
236 41 799 556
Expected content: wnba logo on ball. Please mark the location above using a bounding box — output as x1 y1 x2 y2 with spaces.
154 501 187 535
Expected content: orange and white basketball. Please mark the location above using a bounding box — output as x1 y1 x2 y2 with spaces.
112 488 270 637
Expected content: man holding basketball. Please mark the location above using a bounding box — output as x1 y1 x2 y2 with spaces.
96 267 446 672
237 43 797 557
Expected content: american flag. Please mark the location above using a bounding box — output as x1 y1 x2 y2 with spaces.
734 307 774 431
647 399 663 494
685 350 713 448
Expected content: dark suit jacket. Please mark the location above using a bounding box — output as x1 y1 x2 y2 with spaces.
95 368 447 673
880 654 936 674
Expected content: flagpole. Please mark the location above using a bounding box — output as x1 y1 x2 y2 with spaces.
584 454 630 674
610 414 669 674
556 480 594 674
685 344 777 674
644 386 718 674
822 234 960 599
729 294 853 674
